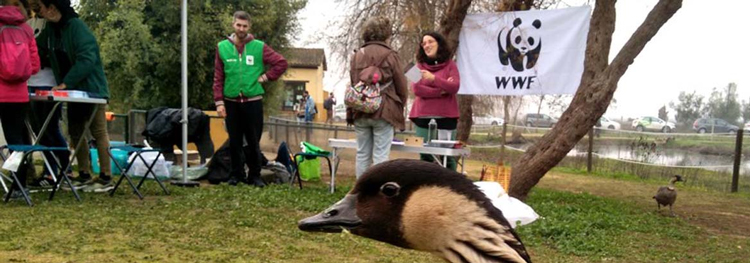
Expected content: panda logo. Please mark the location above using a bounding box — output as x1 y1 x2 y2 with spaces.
498 18 542 72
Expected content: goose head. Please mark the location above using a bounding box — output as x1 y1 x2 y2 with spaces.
299 159 532 263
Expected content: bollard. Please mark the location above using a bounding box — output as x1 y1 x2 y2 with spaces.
732 129 743 193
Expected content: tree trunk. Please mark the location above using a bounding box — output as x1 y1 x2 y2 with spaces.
438 0 474 142
509 0 683 200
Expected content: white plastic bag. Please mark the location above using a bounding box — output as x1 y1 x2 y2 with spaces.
126 151 170 179
2 151 24 172
474 181 540 228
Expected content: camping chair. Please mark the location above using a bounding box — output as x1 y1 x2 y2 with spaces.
289 142 333 190
1 145 76 206
107 143 170 199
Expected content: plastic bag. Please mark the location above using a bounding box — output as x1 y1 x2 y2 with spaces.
2 151 24 172
474 181 539 228
126 151 171 180
296 155 321 181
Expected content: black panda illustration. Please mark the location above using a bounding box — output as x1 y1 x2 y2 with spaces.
498 18 542 72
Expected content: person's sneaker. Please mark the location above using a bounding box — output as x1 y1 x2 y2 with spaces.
71 172 93 186
28 176 56 189
3 188 30 200
80 177 115 193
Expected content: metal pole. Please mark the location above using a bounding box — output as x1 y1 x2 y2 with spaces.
172 0 198 187
587 127 594 173
305 122 311 143
731 129 743 193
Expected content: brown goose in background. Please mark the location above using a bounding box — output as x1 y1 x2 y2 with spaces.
299 159 532 263
653 175 684 216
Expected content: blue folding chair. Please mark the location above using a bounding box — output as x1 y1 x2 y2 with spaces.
1 145 77 206
107 144 170 199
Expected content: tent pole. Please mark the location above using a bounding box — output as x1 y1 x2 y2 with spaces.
173 0 200 187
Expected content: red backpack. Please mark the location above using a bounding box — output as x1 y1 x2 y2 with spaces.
0 25 33 83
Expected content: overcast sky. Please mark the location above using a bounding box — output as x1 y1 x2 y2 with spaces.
294 0 749 120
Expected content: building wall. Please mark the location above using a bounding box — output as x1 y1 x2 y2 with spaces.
281 64 326 121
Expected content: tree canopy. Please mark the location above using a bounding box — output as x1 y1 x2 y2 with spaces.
78 0 307 113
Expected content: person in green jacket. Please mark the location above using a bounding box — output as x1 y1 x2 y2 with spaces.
38 0 113 192
212 11 288 187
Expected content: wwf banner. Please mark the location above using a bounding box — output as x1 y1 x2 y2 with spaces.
456 6 591 95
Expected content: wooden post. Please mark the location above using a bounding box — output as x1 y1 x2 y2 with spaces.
285 120 290 145
333 125 338 139
732 129 743 193
269 118 274 141
587 127 594 173
500 96 510 164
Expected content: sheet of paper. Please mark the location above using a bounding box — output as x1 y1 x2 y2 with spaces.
405 65 422 83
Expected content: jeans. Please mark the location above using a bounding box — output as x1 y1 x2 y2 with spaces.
68 103 111 176
28 86 70 177
0 103 30 188
225 100 264 180
414 126 457 171
354 118 393 179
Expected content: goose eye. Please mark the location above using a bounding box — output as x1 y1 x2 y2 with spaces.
380 182 400 197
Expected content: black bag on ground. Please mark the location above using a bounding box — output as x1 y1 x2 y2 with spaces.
206 140 290 185
206 140 232 184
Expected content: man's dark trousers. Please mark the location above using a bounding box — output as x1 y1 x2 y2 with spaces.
224 100 263 182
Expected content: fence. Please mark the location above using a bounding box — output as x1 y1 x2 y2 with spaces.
468 124 749 193
264 116 416 149
107 111 748 193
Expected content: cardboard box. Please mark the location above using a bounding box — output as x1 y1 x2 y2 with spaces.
404 136 424 147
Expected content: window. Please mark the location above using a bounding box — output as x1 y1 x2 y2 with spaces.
283 81 307 111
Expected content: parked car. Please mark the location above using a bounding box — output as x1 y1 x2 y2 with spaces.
523 113 557 128
631 116 675 133
598 116 621 130
692 118 739 134
745 122 750 132
333 104 346 122
473 115 504 126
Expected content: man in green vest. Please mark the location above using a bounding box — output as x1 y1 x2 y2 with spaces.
212 10 287 187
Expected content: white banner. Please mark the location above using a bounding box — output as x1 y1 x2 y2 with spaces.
457 6 591 95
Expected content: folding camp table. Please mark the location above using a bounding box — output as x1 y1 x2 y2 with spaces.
29 94 108 201
327 139 471 193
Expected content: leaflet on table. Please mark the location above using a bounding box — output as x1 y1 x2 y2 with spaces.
33 90 90 98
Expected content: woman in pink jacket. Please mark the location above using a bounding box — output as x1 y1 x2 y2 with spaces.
0 4 40 199
408 31 460 170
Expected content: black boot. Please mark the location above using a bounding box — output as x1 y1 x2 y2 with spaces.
247 176 266 188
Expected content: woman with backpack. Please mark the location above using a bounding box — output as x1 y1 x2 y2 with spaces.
408 31 461 171
346 16 408 179
0 3 40 199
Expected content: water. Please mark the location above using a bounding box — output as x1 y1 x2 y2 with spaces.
511 143 748 170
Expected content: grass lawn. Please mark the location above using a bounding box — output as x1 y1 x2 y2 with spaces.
1 167 749 262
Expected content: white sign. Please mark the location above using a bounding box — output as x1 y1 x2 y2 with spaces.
456 6 591 95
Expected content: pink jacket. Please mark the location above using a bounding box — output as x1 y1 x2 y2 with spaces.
408 60 460 119
0 6 40 103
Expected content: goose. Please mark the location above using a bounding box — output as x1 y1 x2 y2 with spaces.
299 159 532 263
653 175 683 216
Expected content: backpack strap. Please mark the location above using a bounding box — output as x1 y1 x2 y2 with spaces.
355 46 394 88
0 25 33 39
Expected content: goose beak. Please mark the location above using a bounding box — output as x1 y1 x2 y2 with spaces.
298 194 361 233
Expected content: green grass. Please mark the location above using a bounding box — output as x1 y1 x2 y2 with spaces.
1 179 748 262
519 188 749 262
